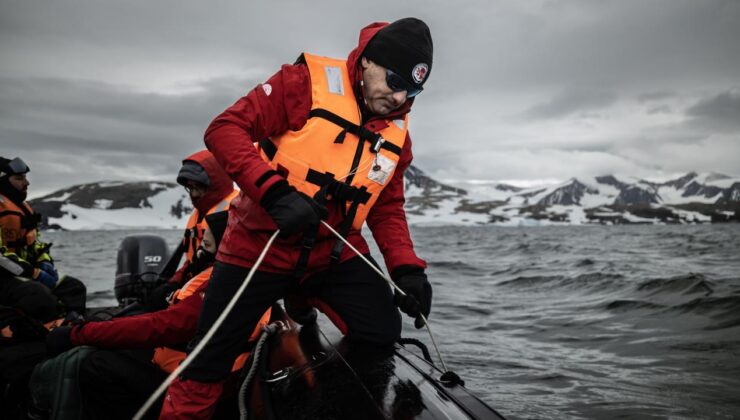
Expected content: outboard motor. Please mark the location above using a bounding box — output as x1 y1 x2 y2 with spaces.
114 234 170 306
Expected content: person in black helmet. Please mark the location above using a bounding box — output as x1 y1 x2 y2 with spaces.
0 157 61 324
0 157 58 290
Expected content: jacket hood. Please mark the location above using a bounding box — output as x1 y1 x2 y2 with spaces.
346 22 414 120
181 150 234 214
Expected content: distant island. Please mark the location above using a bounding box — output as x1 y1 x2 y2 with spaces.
30 167 740 230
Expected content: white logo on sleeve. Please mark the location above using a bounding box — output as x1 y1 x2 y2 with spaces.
262 83 273 96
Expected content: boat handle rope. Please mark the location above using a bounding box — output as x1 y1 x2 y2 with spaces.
133 230 281 420
319 221 451 373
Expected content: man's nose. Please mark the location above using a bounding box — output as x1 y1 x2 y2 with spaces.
391 90 408 105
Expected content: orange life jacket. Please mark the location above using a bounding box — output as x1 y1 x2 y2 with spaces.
257 53 408 231
182 190 238 263
151 266 271 374
0 194 38 254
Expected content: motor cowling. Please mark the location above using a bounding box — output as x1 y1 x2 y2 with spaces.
114 234 170 306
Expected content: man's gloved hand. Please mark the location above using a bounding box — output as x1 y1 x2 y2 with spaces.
261 180 328 237
46 326 74 357
392 266 432 329
143 282 179 312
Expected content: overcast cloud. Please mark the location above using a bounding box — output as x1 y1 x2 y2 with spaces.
1 0 738 196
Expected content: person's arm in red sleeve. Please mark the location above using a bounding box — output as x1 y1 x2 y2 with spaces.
365 135 427 274
204 64 311 205
167 261 189 286
69 286 206 349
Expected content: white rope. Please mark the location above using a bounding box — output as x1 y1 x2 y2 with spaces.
319 221 449 372
133 230 281 420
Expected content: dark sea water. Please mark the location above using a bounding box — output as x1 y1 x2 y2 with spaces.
44 224 740 419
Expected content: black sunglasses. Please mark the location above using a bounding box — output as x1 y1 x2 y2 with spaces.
385 69 423 98
184 183 207 194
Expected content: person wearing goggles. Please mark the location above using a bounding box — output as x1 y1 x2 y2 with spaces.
160 18 434 418
1 156 62 328
0 156 58 286
142 150 239 313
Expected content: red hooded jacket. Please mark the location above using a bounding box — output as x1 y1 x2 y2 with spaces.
205 22 426 276
183 150 234 216
169 150 237 284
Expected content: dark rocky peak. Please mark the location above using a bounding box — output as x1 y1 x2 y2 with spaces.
716 182 740 205
536 178 598 206
663 172 698 189
595 175 625 189
404 165 466 196
614 185 661 205
515 188 546 200
682 181 723 199
494 183 523 192
595 175 660 205
32 181 176 210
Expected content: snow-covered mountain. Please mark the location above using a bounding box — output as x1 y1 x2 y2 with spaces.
31 181 191 230
29 168 740 230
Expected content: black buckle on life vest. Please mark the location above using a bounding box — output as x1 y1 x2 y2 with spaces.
305 169 371 205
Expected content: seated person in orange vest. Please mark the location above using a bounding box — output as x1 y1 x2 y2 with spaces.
0 157 61 325
0 156 58 289
144 150 238 311
42 211 271 420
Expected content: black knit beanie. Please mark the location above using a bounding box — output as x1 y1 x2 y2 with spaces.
204 210 229 247
363 17 433 89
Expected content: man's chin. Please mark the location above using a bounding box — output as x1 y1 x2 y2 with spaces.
369 103 392 116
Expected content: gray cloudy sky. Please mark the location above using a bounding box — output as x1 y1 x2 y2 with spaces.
1 0 739 196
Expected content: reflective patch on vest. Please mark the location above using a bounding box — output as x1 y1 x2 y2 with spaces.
368 154 396 186
392 119 405 130
324 66 344 96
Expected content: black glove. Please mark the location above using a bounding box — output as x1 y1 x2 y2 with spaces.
46 326 74 357
143 282 178 312
392 266 432 329
261 180 328 237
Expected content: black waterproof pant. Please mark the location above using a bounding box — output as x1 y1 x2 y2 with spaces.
182 256 401 382
0 276 59 323
78 349 166 420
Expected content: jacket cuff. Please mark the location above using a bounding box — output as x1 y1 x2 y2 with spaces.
259 179 295 210
391 265 426 281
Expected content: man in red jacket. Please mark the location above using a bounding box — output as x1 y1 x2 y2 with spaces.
162 18 434 417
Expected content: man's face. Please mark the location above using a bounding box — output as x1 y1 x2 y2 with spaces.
360 57 409 115
184 181 207 205
8 174 29 193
